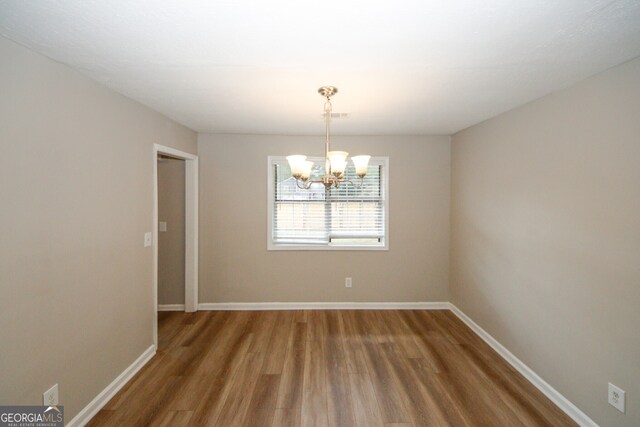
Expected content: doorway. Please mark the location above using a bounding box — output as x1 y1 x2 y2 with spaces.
153 144 198 348
157 155 186 311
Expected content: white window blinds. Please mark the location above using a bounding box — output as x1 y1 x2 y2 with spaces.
269 156 388 249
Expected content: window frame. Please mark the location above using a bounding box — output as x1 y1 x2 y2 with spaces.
267 155 389 251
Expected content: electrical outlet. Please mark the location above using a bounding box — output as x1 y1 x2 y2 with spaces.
144 232 152 247
43 384 58 406
345 277 352 288
608 383 625 413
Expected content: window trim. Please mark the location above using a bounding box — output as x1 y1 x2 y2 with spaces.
267 155 389 251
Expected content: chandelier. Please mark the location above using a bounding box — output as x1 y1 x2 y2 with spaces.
286 86 370 190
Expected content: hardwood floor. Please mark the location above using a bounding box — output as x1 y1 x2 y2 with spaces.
88 310 576 426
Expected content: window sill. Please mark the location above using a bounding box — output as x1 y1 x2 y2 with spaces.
267 243 389 251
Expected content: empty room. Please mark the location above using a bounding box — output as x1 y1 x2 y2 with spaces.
1 1 639 426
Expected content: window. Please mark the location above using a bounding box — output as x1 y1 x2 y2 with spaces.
267 156 388 250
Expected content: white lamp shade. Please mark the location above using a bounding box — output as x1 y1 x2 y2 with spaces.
286 155 307 178
328 151 349 175
301 161 314 179
351 155 371 177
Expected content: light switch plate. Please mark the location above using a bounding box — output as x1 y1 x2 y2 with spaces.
608 382 625 413
159 221 167 232
144 232 152 247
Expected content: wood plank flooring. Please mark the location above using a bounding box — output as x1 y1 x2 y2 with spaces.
88 310 576 426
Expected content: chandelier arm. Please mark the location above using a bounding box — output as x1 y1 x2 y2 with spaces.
336 176 366 189
294 177 363 190
295 179 308 189
295 178 324 189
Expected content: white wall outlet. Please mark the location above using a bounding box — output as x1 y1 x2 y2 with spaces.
608 382 625 413
144 232 152 247
43 384 58 406
159 221 167 232
345 277 352 288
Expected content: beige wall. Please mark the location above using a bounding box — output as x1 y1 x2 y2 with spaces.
198 134 450 303
451 57 640 426
158 157 186 305
0 36 197 420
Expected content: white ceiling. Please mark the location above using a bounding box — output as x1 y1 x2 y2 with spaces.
1 1 640 135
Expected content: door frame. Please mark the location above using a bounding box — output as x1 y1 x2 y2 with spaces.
153 144 198 347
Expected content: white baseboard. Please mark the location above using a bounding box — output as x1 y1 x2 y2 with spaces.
449 304 597 427
67 345 156 427
158 304 185 311
197 302 450 310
